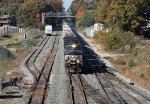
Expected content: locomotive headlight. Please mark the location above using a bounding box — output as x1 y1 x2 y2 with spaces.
72 44 77 48
77 60 80 63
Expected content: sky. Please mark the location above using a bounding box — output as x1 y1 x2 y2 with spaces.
63 0 74 11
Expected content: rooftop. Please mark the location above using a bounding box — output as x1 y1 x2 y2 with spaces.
0 15 10 19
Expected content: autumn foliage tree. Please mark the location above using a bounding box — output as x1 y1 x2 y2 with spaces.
17 0 63 27
76 6 86 20
95 0 150 32
93 0 150 51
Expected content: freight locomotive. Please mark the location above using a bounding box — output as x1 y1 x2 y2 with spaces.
64 35 83 73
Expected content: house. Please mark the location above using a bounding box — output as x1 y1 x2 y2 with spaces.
0 14 10 27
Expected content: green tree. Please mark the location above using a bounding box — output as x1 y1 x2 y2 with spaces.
95 0 149 32
78 10 95 27
4 3 19 15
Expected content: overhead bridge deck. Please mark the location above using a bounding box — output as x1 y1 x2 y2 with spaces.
42 13 76 18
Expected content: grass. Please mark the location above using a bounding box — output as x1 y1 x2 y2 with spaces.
0 32 41 71
6 39 38 48
0 60 15 71
107 44 150 91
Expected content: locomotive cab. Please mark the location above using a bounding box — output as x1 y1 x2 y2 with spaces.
64 37 83 73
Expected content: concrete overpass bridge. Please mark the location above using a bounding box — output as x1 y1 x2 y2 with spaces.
42 12 76 27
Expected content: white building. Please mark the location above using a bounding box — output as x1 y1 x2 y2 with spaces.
85 23 108 38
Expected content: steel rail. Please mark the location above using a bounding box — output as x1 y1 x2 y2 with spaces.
84 46 150 104
106 72 150 103
84 54 126 104
79 75 111 104
84 55 113 104
111 80 145 104
41 35 60 103
25 36 49 83
69 73 76 104
27 32 59 104
34 36 56 83
70 73 88 104
28 36 59 104
77 73 88 104
84 46 150 103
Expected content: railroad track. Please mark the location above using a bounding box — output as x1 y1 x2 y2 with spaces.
105 73 150 104
84 54 128 104
72 29 150 104
84 52 150 104
25 32 60 104
25 36 50 82
69 72 113 104
69 73 88 104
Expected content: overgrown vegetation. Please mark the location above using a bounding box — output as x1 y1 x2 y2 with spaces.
1 0 63 27
107 44 150 90
71 0 149 51
93 0 149 51
94 31 140 52
71 0 98 27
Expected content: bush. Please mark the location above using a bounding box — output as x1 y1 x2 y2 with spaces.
94 30 140 52
140 73 145 78
128 59 135 68
106 31 137 51
93 31 109 47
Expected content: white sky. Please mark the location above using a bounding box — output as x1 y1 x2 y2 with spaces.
63 0 74 11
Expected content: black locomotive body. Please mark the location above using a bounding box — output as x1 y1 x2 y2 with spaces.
64 36 83 73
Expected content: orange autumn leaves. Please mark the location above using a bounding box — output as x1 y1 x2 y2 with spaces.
76 6 86 20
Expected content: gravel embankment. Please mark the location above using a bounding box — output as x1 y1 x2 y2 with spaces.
45 33 69 104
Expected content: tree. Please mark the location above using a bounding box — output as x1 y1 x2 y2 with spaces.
17 0 63 27
78 10 95 27
76 6 86 20
51 0 63 12
95 0 149 32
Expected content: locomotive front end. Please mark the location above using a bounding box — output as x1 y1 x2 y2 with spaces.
64 42 83 73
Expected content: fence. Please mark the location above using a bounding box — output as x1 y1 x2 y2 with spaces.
0 25 23 37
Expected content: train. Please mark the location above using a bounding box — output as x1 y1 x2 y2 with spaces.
45 25 52 35
64 32 84 73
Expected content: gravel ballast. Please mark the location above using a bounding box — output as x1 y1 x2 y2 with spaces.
45 33 69 104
